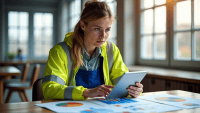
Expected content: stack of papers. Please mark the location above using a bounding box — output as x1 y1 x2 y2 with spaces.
35 94 200 113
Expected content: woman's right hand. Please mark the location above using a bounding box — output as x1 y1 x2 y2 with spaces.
82 84 114 98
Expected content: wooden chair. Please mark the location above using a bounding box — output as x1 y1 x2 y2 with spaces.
4 64 40 103
4 63 30 83
32 78 44 101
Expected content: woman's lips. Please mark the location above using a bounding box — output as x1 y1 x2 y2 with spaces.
97 41 105 44
97 41 105 42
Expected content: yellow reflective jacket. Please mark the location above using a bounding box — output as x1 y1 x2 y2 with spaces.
42 32 129 100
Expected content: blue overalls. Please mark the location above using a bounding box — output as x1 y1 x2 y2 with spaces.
75 57 104 89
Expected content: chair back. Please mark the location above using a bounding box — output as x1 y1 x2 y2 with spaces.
30 64 41 87
32 78 44 101
21 63 30 83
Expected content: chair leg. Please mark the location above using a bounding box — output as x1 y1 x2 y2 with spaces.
19 91 26 102
5 90 13 103
3 84 6 94
22 90 29 101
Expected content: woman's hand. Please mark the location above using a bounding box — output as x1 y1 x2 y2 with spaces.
82 84 114 98
127 82 143 98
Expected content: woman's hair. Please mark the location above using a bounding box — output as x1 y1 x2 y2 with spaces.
71 0 114 68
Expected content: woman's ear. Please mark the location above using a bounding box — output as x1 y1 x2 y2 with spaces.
80 21 85 31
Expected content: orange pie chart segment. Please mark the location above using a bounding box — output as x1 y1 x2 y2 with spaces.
56 102 83 107
155 97 186 102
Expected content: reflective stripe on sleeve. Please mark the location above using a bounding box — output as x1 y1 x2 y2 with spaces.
58 42 73 86
106 41 113 73
64 86 76 100
42 75 65 85
112 76 122 85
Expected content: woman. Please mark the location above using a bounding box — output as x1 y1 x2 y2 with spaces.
42 0 143 100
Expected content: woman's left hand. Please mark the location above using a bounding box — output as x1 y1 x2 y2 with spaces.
127 82 143 98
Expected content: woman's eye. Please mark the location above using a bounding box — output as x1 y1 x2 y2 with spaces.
95 28 100 31
106 29 110 32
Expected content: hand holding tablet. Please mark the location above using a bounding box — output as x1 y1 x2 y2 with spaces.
127 82 143 98
106 71 147 99
83 71 146 99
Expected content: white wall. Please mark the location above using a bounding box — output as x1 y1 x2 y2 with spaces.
117 0 135 66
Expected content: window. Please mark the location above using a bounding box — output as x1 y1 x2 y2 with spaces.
138 0 200 67
140 0 166 60
7 11 54 60
174 0 200 61
8 11 29 57
69 0 81 32
100 0 117 45
34 13 53 58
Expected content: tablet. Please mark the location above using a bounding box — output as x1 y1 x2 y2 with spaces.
106 71 147 99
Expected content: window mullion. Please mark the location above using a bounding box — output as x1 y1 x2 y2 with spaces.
42 13 44 58
5 10 8 54
168 1 175 65
153 7 155 60
29 11 34 60
17 12 20 48
191 0 194 61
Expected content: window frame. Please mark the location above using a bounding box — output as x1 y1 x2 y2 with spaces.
137 0 169 66
5 7 56 60
68 0 82 32
136 0 200 68
170 0 200 67
33 12 54 59
7 11 29 58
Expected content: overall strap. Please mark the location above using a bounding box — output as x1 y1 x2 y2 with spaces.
58 42 73 85
106 41 113 73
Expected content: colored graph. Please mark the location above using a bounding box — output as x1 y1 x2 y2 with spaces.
124 105 155 111
98 98 138 104
56 102 83 107
114 105 121 107
183 103 200 106
155 97 186 102
81 108 114 113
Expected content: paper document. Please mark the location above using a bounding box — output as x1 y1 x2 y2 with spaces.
91 98 182 112
35 98 183 113
139 94 200 109
35 100 131 113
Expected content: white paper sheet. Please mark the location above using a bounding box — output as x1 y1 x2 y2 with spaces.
91 98 182 112
35 100 131 113
139 94 200 109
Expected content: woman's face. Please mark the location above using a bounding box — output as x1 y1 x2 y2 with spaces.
80 17 113 51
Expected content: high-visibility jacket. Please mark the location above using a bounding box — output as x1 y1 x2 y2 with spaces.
42 32 129 100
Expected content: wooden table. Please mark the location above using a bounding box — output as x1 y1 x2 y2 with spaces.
0 66 21 104
0 61 32 66
0 90 199 112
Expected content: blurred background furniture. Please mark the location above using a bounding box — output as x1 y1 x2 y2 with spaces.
4 64 40 103
3 63 30 83
0 66 21 104
0 61 31 80
32 78 44 101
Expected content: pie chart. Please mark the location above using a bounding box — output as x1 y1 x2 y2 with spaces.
155 97 186 102
183 103 200 106
56 102 83 107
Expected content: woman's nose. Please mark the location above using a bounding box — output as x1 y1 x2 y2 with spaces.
100 30 106 38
